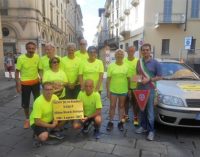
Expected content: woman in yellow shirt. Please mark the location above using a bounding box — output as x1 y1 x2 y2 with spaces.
79 46 104 93
43 57 68 99
106 49 131 131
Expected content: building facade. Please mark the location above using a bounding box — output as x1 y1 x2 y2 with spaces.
100 0 200 72
0 0 83 58
0 14 4 76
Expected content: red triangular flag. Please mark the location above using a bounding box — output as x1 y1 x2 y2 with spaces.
133 90 150 111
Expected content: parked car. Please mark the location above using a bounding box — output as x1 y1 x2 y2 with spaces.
155 59 200 127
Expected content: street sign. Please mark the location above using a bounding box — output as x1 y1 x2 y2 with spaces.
184 36 192 50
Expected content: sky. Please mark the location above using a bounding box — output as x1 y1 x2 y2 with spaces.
77 0 106 46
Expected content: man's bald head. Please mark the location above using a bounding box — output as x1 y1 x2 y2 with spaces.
84 79 94 95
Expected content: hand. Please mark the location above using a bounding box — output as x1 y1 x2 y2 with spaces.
142 77 150 85
81 85 84 91
81 117 88 123
16 82 21 93
68 83 75 89
107 91 110 99
128 90 131 98
51 120 58 128
95 86 100 92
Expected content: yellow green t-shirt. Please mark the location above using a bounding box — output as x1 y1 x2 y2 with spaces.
107 62 130 94
39 55 61 72
124 57 138 89
43 69 68 98
61 56 81 84
77 91 102 117
79 59 104 90
16 54 39 81
30 94 59 126
75 50 89 61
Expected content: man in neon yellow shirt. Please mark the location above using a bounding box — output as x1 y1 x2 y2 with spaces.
30 82 59 146
15 42 40 129
62 42 81 99
39 42 61 79
77 79 102 139
124 46 139 125
75 39 89 61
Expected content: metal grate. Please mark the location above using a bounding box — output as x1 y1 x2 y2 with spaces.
186 99 200 108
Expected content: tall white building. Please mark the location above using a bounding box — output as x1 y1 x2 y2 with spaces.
100 0 200 72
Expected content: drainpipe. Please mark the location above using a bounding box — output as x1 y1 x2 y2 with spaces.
184 0 188 31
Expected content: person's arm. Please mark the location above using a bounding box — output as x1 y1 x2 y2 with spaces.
150 76 162 82
85 109 101 120
79 74 84 91
38 69 43 82
35 119 58 129
15 69 21 93
106 77 111 98
95 72 103 92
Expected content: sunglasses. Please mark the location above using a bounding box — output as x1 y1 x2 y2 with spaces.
51 61 59 64
142 49 150 51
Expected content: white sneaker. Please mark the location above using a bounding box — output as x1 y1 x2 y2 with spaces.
147 131 155 141
135 126 147 134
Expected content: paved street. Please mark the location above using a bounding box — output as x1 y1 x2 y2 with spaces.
0 79 200 157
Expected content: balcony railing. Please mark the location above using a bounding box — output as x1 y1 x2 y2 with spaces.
124 9 130 16
155 13 186 25
115 19 119 27
120 23 130 37
107 37 119 45
131 0 139 7
105 10 111 17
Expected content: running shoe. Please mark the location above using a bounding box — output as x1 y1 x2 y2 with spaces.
106 121 113 131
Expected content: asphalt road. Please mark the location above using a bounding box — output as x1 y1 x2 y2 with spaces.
0 89 200 157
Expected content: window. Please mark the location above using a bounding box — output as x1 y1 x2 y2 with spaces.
50 6 53 22
125 43 129 52
161 39 170 55
0 0 8 15
191 0 199 18
133 40 138 51
163 0 172 22
42 0 46 22
2 27 9 37
188 39 196 53
120 44 123 49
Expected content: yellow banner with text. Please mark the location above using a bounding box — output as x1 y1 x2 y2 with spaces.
53 99 84 120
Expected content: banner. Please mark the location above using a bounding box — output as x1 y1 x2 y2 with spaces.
53 99 84 120
133 90 150 111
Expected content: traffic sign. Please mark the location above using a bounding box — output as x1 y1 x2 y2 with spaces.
184 36 192 50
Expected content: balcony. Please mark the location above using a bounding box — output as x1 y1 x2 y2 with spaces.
155 13 186 26
106 37 119 49
119 15 125 21
120 23 130 37
105 10 111 17
131 0 139 7
115 19 119 27
124 9 130 16
110 22 114 28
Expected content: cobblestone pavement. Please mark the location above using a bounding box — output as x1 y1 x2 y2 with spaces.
0 82 200 157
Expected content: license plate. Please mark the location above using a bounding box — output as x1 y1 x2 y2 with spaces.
195 113 200 120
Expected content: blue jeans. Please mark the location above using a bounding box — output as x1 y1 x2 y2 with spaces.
139 87 155 132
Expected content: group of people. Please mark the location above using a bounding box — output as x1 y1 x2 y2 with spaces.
15 38 162 146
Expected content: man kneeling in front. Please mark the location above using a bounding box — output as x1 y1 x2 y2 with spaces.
30 82 62 147
77 79 102 139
